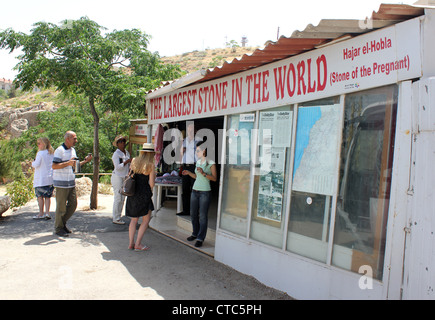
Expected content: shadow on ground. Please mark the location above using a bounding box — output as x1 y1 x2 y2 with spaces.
0 204 292 300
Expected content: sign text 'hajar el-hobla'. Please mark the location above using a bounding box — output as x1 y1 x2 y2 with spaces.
147 18 421 124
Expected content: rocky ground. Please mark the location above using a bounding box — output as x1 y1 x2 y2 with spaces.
0 102 57 138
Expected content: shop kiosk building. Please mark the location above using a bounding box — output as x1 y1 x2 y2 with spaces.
145 4 435 299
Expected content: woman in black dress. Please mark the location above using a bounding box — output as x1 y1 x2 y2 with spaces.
126 143 156 251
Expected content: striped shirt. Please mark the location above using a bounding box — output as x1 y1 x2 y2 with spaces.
53 143 77 188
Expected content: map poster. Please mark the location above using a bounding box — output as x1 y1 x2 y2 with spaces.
292 104 341 196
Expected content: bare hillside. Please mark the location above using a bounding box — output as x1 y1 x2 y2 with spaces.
161 46 260 74
0 47 261 112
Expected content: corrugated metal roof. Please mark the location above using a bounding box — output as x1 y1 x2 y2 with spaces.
198 3 424 83
149 3 425 95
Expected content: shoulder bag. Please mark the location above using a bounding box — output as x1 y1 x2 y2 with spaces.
120 170 135 196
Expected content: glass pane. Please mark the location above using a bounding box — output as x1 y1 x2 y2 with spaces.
332 85 398 280
250 107 293 248
287 98 341 263
219 114 255 236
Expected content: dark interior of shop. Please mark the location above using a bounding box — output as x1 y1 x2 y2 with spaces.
162 116 224 230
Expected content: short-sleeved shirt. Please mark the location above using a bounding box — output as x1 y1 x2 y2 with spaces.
193 159 215 192
52 143 77 188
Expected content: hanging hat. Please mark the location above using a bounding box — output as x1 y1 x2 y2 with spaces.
139 142 155 153
113 135 128 147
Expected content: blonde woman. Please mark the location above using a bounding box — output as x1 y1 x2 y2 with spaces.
32 137 55 220
126 143 156 251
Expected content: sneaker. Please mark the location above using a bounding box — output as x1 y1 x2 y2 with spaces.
63 226 72 234
113 219 126 225
195 240 203 248
55 230 69 237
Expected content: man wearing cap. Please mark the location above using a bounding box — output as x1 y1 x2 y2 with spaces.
111 135 132 225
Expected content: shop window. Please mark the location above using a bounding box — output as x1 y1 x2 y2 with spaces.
287 97 341 262
332 85 398 280
220 113 255 236
250 106 293 248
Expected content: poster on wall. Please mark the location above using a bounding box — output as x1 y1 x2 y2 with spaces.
292 104 341 196
256 110 293 222
257 148 286 222
258 111 293 147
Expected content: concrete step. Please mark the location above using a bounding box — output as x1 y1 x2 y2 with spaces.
176 215 216 243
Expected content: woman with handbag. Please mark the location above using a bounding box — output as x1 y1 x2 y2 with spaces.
125 143 156 251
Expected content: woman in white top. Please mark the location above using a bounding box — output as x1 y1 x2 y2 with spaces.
32 137 55 220
111 135 132 225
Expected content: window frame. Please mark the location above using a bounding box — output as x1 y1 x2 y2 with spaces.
217 84 398 282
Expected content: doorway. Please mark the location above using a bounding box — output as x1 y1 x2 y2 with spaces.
149 116 224 256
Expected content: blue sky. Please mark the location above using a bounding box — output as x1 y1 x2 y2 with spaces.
0 0 415 80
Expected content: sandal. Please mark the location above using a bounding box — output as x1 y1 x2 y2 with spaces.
33 215 45 220
134 245 150 252
128 244 135 250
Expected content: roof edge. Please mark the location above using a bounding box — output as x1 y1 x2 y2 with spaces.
146 69 208 99
147 3 426 98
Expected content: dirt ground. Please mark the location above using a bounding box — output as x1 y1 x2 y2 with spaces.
0 193 292 301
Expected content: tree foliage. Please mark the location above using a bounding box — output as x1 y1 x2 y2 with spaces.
6 170 34 209
0 17 181 208
0 101 129 183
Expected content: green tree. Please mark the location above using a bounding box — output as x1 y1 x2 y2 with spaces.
225 40 240 52
208 55 224 69
0 17 181 208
